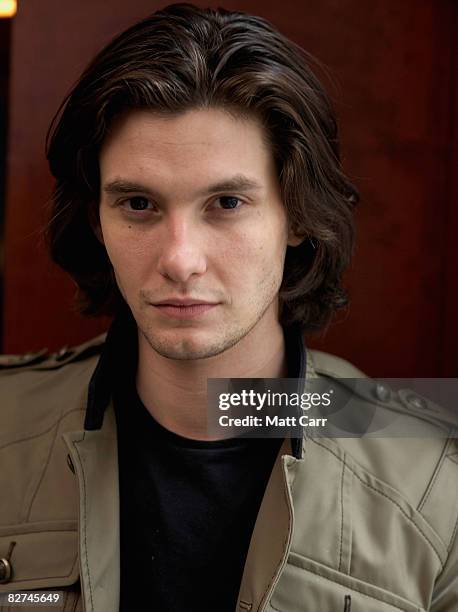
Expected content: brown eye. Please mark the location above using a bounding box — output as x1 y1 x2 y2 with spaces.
217 196 241 210
126 196 151 210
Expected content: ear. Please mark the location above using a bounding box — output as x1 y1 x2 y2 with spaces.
287 227 307 247
88 202 104 244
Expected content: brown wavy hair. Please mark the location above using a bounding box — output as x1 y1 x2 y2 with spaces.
45 2 358 331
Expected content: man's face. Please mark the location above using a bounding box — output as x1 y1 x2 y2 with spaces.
99 107 300 360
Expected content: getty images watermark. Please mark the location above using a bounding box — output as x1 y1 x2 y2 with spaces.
218 386 331 428
206 378 458 439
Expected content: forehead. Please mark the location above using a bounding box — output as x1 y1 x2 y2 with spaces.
99 107 276 187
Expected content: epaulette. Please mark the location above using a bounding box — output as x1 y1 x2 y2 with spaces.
0 333 106 371
308 349 458 434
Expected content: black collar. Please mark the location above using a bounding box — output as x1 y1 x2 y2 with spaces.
84 306 306 459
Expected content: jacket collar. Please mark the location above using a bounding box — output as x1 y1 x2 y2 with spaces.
84 306 307 459
84 305 136 431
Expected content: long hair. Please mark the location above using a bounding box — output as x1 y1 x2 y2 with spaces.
46 2 358 331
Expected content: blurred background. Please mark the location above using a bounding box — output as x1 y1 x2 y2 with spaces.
0 0 456 376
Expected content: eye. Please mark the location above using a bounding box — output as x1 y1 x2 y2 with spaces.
215 196 243 210
121 196 153 211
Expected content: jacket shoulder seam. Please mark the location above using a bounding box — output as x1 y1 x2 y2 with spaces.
449 509 458 553
418 438 452 513
0 407 86 451
25 418 60 522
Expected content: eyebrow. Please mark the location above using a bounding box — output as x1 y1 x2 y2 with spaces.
102 174 263 198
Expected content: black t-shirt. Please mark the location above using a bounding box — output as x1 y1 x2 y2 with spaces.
115 381 283 611
98 309 305 612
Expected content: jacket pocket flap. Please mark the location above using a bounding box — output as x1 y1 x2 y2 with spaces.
0 524 79 591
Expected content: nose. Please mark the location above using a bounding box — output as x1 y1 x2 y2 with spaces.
157 213 207 283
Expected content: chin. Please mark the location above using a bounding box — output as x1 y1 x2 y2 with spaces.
142 328 221 360
149 338 228 361
141 324 248 361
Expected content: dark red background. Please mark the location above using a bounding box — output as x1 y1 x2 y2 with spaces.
2 0 457 376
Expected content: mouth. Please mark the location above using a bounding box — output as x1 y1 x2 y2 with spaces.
154 299 218 306
152 301 220 319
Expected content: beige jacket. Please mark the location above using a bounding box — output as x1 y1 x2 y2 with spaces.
0 335 457 612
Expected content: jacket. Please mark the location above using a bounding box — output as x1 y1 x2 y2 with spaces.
0 333 457 612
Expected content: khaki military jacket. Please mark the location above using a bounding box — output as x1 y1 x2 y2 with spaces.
0 334 457 612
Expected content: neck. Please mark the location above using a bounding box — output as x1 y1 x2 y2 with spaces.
136 319 288 441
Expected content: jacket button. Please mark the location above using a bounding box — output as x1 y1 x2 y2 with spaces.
406 393 427 411
67 454 75 474
55 346 73 361
0 558 12 584
374 383 391 402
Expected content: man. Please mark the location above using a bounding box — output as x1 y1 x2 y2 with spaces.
0 4 456 612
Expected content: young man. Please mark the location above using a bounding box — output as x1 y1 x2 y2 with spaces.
1 4 456 611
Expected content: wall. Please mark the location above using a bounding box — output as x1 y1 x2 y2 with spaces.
3 0 457 376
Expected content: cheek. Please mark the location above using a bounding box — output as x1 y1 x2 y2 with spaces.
101 223 154 288
216 218 287 294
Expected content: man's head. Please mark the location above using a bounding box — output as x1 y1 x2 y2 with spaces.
46 2 357 340
98 107 301 359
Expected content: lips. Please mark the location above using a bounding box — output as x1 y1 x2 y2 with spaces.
153 301 219 319
154 299 218 306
